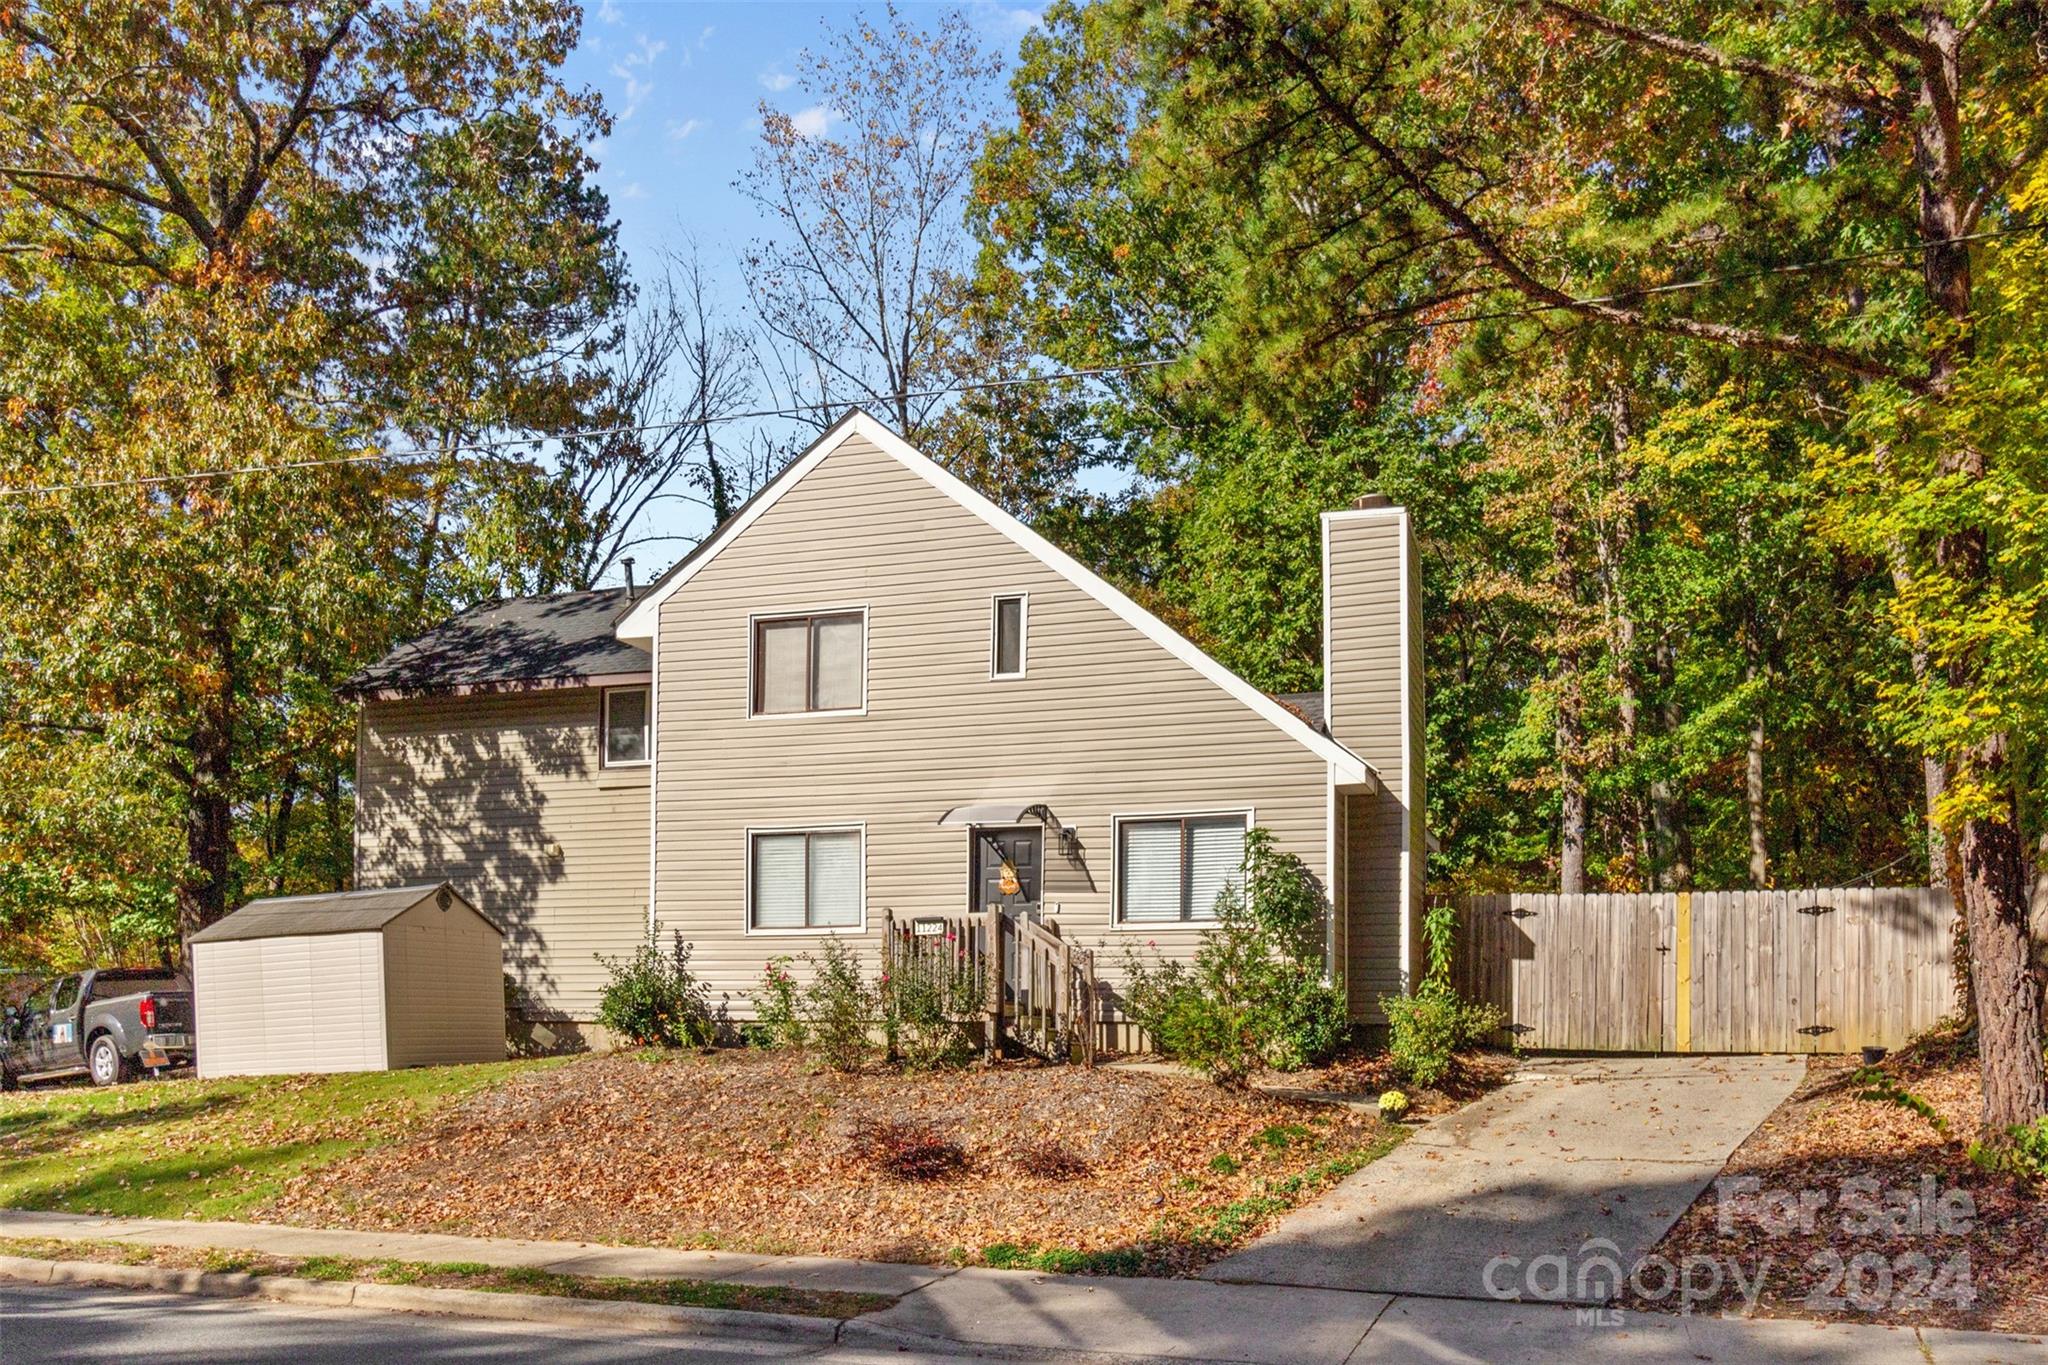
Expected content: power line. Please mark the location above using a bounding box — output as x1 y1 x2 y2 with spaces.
0 358 1183 498
2 222 2039 499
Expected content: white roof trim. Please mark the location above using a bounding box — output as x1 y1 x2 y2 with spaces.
616 410 1374 786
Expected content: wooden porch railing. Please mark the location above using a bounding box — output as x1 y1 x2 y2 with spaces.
881 908 1097 1065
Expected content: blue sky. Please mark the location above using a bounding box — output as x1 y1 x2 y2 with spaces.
563 3 1043 577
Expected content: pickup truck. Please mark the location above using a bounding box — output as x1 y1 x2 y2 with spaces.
1 968 195 1089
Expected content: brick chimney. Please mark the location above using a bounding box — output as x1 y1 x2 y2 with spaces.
1322 497 1425 1013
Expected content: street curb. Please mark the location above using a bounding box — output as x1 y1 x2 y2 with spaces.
0 1255 838 1344
838 1318 1259 1365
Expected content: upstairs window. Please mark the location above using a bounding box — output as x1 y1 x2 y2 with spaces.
753 611 865 715
1115 813 1249 924
602 686 649 767
991 594 1027 679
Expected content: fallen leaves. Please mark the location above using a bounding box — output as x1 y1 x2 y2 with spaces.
1637 1048 2048 1333
262 1049 1398 1272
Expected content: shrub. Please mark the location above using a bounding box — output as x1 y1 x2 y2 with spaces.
848 1119 967 1181
1014 1145 1090 1180
1970 1116 2048 1179
882 943 983 1070
801 938 877 1072
593 933 719 1048
1121 829 1349 1086
1381 989 1500 1088
1379 902 1503 1088
1378 1089 1410 1119
750 956 807 1049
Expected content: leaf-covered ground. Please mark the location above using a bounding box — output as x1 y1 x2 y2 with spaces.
262 1049 1405 1273
1637 1039 2048 1334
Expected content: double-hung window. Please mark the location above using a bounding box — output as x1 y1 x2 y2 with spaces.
1115 813 1249 924
749 828 864 931
753 611 865 715
602 686 649 766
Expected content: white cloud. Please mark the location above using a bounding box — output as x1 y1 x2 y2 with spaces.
609 34 667 122
697 25 716 49
969 2 1042 38
758 67 796 93
666 117 706 143
789 104 838 138
597 0 622 25
616 181 648 201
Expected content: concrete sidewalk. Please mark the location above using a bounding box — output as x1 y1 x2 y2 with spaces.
3 1208 2037 1362
1202 1054 1805 1300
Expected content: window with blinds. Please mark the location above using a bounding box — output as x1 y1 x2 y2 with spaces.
1115 813 1249 923
752 611 864 714
991 594 1026 678
749 829 863 930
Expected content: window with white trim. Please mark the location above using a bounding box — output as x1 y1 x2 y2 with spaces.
1116 814 1249 923
602 686 649 766
991 594 1026 678
753 612 864 714
749 829 864 929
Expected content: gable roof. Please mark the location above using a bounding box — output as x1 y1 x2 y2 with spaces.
190 883 502 944
614 410 1374 786
345 587 650 699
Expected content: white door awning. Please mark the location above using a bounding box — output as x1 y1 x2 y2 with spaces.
936 802 1053 828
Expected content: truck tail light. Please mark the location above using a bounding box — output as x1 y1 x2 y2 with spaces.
138 996 157 1030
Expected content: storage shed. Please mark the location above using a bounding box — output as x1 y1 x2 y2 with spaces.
190 883 505 1078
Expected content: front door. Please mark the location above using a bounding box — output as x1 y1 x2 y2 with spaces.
972 827 1043 919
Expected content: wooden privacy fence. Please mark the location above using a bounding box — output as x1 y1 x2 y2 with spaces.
881 908 1098 1065
1449 887 1956 1054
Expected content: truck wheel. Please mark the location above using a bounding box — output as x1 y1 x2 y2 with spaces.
88 1035 133 1087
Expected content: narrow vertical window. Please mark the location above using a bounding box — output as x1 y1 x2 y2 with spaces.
992 594 1026 678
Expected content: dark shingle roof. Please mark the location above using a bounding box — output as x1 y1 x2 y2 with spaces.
190 883 501 943
1270 691 1327 733
345 588 650 697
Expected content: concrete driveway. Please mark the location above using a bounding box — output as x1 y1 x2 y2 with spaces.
1201 1054 1805 1302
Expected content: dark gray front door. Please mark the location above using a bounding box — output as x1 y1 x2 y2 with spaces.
973 827 1042 917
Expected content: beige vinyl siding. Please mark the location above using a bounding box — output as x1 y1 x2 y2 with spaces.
382 899 506 1068
354 689 648 1021
653 434 1334 1015
193 934 387 1077
1325 510 1421 1012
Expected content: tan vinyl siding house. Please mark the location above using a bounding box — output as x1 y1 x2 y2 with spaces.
637 432 1338 998
355 689 649 1025
347 410 1426 1042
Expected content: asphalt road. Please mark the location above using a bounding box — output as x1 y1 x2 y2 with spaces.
0 1281 983 1364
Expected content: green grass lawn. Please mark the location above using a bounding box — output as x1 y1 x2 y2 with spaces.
0 1059 566 1220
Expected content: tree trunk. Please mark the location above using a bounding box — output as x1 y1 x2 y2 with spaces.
1743 623 1769 888
178 695 235 952
1649 635 1693 889
703 425 735 526
1909 13 2045 1135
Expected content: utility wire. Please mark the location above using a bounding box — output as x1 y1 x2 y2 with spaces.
2 221 2039 499
0 358 1184 498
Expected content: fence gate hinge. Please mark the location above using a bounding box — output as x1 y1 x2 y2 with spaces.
1798 904 1837 917
1503 908 1537 920
1506 1022 1535 1036
1797 1024 1836 1037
